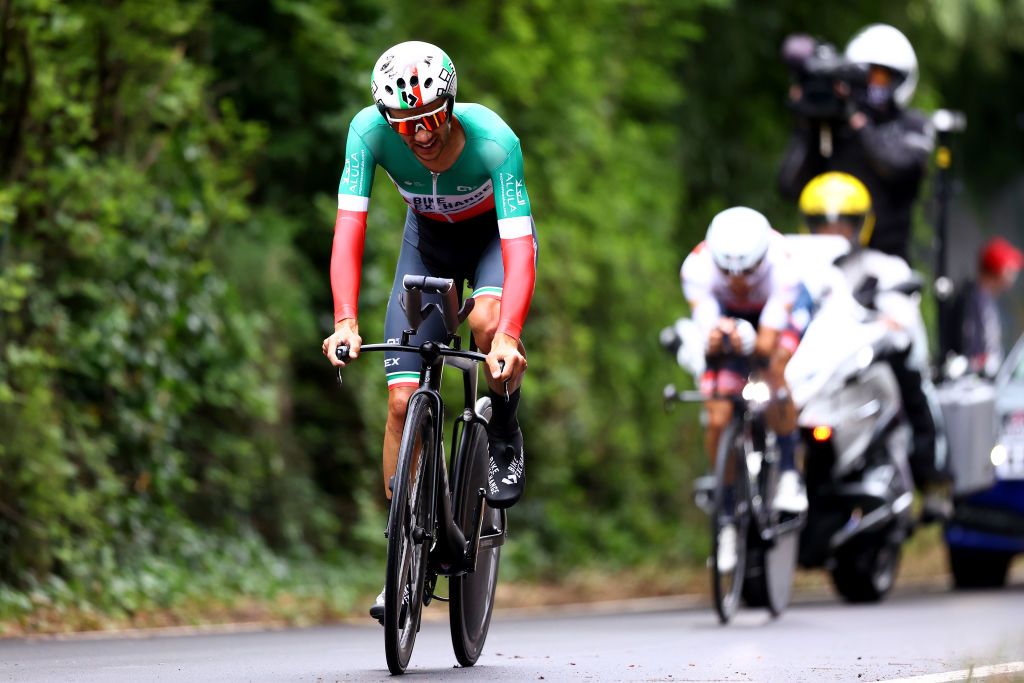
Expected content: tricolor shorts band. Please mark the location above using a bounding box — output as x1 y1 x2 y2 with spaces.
383 208 536 389
700 366 748 397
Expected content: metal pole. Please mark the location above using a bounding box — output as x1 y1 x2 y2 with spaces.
931 109 966 364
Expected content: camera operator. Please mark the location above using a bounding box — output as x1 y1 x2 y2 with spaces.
778 24 934 264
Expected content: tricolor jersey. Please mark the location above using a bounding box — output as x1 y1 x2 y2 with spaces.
681 231 799 338
331 103 536 338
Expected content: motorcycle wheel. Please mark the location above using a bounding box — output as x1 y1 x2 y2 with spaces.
831 537 901 604
948 547 1012 589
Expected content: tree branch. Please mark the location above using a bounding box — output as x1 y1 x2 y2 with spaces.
1 29 32 180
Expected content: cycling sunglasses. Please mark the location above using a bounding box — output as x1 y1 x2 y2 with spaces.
385 101 450 135
804 214 867 231
717 257 765 278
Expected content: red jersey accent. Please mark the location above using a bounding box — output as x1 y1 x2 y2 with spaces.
330 209 367 322
496 234 536 339
412 194 497 223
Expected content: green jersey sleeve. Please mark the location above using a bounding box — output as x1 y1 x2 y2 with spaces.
337 117 378 212
491 141 533 238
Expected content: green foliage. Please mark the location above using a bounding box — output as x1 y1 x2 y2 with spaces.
0 0 350 619
1 0 1022 625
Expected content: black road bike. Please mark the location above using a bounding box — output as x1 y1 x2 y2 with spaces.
665 358 806 624
336 275 507 675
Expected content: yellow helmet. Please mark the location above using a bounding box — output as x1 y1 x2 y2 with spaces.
798 172 875 246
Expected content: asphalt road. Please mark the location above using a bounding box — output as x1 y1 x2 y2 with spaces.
1 585 1022 682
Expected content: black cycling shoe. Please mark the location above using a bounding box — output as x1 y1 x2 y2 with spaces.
486 429 525 509
369 585 410 626
369 587 385 624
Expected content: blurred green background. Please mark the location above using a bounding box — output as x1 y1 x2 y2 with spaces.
1 0 1022 630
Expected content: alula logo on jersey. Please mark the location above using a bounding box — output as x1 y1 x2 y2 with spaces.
500 173 526 214
341 150 367 195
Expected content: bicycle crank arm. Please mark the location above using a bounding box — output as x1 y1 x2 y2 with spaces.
759 514 806 543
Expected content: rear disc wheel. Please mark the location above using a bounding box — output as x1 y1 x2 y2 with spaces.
450 398 502 667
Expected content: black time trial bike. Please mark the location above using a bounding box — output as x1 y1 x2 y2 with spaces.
336 274 506 674
664 353 806 624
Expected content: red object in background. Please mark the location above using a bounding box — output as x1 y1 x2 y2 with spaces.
979 236 1024 277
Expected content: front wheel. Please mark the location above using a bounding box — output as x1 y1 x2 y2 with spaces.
450 397 502 667
384 392 435 675
711 417 750 624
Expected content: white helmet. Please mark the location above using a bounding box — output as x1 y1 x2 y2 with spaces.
845 24 918 108
705 207 772 276
371 41 457 114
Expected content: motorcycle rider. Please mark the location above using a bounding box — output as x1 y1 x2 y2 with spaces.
779 24 934 263
680 207 809 571
798 172 951 516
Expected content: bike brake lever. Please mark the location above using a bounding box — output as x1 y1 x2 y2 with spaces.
334 344 351 388
662 383 678 411
499 360 509 401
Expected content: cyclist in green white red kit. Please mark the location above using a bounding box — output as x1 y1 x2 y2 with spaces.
319 42 537 621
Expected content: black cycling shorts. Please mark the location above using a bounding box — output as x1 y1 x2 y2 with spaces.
383 208 509 389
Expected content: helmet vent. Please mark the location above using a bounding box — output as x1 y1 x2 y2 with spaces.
423 77 432 89
384 85 394 95
396 78 406 90
409 75 419 87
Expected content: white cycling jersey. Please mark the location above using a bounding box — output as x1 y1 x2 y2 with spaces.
681 230 800 340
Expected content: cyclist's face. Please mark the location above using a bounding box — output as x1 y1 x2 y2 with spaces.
387 103 452 162
815 220 857 242
726 274 752 298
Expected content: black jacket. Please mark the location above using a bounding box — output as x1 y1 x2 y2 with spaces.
778 109 934 262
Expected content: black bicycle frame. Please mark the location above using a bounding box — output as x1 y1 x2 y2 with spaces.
335 275 505 575
664 368 804 543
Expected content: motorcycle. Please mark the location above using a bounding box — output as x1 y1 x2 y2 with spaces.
784 278 916 603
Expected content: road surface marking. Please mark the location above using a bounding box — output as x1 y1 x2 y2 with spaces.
883 661 1024 682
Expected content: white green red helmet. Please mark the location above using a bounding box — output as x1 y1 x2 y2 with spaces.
371 41 457 114
706 207 772 276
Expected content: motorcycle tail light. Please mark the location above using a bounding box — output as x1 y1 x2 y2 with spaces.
812 426 832 442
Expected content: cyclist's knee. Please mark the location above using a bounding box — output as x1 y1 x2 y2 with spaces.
387 386 415 425
705 400 733 431
768 346 791 386
468 297 500 351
